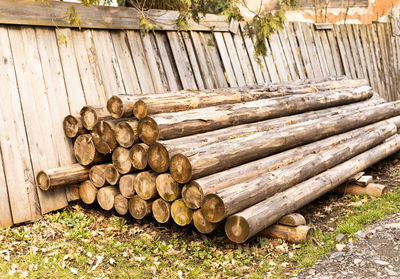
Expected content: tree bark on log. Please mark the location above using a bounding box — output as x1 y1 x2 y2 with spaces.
135 171 158 200
129 196 152 219
63 114 86 138
259 225 312 244
107 78 369 119
114 194 129 215
37 164 89 191
115 120 139 148
92 121 118 154
202 123 396 223
225 134 400 243
74 134 108 166
138 87 373 144
156 173 180 202
119 174 137 198
129 143 149 170
152 198 171 223
79 180 98 205
112 147 133 174
171 199 193 226
104 163 120 185
193 209 218 234
89 163 109 188
169 102 400 184
97 186 119 211
80 106 111 130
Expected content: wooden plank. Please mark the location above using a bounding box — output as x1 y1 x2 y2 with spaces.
300 23 323 79
367 24 385 98
310 27 329 77
55 28 87 113
384 23 396 101
376 23 391 100
0 148 13 227
154 32 182 91
126 30 155 94
222 32 246 86
213 32 238 87
181 32 206 90
201 32 228 88
0 26 40 224
232 32 256 85
190 31 215 89
333 25 351 77
277 28 299 80
8 26 68 214
91 30 126 98
293 22 314 78
141 32 168 93
339 24 357 78
167 31 198 90
71 29 107 104
359 25 377 90
326 28 344 76
0 0 229 31
110 31 142 94
318 29 337 76
268 32 291 81
240 26 265 84
352 25 369 80
345 24 364 79
284 23 306 80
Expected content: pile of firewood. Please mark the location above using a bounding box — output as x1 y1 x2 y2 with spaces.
37 77 400 243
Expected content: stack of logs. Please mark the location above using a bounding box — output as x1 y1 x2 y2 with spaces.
37 77 400 243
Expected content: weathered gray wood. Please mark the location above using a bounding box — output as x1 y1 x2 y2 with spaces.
352 25 369 80
326 28 344 76
181 32 205 90
269 32 291 81
223 32 246 87
318 29 336 76
0 147 13 228
333 25 351 77
240 26 265 84
366 25 384 96
214 32 238 87
293 22 314 78
284 23 306 79
277 28 299 80
339 24 357 78
301 23 323 79
359 25 376 89
232 32 256 85
310 27 329 77
225 134 400 243
190 31 214 89
346 24 364 79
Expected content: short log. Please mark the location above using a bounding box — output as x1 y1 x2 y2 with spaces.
135 171 158 200
335 183 388 197
63 114 85 138
79 180 98 205
115 119 139 148
92 121 118 154
152 198 171 223
129 143 149 170
97 186 119 211
112 146 133 174
37 164 89 191
114 194 129 215
104 163 121 185
129 196 152 219
73 134 107 166
80 106 111 130
156 173 180 202
171 199 193 226
193 209 218 234
259 225 312 244
119 174 137 199
89 163 109 188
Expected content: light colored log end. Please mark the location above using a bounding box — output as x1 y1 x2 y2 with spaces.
37 171 50 191
97 186 119 211
156 173 180 202
278 213 306 227
182 181 203 209
112 147 133 174
115 120 139 148
92 121 118 154
138 116 160 144
79 180 98 205
89 164 108 188
66 185 80 202
202 194 225 223
259 224 312 244
63 115 82 138
133 100 148 119
171 199 193 226
114 194 129 215
152 198 171 223
169 154 192 184
225 215 249 243
73 134 97 166
130 143 149 170
119 174 137 198
80 106 98 130
135 171 158 200
148 143 169 173
107 95 124 119
193 209 218 234
129 196 152 219
104 164 120 185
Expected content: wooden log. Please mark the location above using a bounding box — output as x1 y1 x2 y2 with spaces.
169 102 400 184
65 185 80 202
129 143 149 170
37 164 89 191
104 163 120 185
193 209 218 234
79 180 98 205
152 198 171 223
73 134 107 166
92 121 118 154
278 213 306 227
89 163 109 188
119 174 137 199
112 146 133 174
97 186 119 211
347 171 365 182
107 78 369 119
202 122 396 223
63 114 85 138
354 175 373 186
225 134 400 243
114 194 129 215
128 195 152 219
259 225 312 244
156 173 180 202
335 183 388 197
138 87 373 144
80 105 111 130
148 97 384 175
171 199 193 226
135 171 158 200
114 119 139 148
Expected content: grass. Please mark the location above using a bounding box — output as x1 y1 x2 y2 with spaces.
0 188 399 278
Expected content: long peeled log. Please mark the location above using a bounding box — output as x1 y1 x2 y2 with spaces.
202 122 397 223
181 118 397 209
225 134 400 243
148 97 384 173
138 87 373 143
169 101 400 183
37 164 89 191
107 78 369 119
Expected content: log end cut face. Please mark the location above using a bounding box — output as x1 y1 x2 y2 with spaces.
129 196 150 219
138 117 160 144
170 154 192 184
37 171 50 191
152 199 170 223
182 181 203 209
92 121 118 154
112 147 132 174
79 181 98 205
115 121 138 148
156 173 180 202
225 215 249 243
80 106 98 130
133 100 148 120
104 164 120 185
107 96 124 119
193 209 218 234
135 172 157 200
73 134 97 166
202 194 226 223
130 143 149 170
148 143 169 173
97 187 116 211
171 199 193 226
63 115 80 138
114 194 129 215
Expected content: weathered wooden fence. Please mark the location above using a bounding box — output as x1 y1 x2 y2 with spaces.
0 1 399 227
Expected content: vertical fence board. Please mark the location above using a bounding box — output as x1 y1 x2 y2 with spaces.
285 23 306 79
202 32 228 88
310 27 329 77
222 32 246 86
240 26 265 84
277 28 299 80
326 28 344 76
352 25 369 80
181 32 206 90
188 32 213 89
232 32 256 85
293 22 314 78
318 29 337 76
214 32 237 87
359 25 377 90
0 148 12 228
345 24 364 79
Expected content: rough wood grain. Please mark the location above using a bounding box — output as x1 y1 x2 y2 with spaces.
37 164 90 191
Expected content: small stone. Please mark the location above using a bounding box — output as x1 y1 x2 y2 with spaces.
336 244 346 251
386 269 397 276
330 252 344 259
354 259 362 265
308 269 315 275
375 260 389 266
354 231 366 238
335 233 346 242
